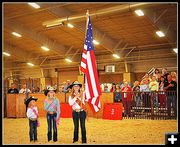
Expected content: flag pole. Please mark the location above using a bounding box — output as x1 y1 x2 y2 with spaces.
83 10 89 88
83 10 90 122
81 10 89 88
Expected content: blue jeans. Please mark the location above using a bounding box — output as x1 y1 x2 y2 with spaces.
167 95 177 117
29 119 38 141
46 113 57 141
151 91 158 108
134 94 141 106
72 110 87 143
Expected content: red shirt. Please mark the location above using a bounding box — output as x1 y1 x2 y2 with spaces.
121 86 133 101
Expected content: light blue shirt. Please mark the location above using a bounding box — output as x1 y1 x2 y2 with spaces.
44 97 60 119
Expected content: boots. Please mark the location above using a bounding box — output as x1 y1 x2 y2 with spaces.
47 132 52 142
53 132 57 142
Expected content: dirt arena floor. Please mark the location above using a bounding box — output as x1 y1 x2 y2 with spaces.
3 117 177 145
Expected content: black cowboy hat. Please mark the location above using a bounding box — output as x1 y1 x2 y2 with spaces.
25 96 38 111
68 81 82 89
44 86 57 96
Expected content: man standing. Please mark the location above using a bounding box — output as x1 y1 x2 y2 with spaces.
8 83 19 94
19 84 31 94
164 75 177 119
162 68 170 83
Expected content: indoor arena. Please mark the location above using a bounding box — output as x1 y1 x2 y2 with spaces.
2 2 178 145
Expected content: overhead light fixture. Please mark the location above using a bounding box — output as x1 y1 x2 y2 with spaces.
67 23 74 28
27 62 34 66
173 48 177 53
3 52 11 56
156 31 165 37
135 9 144 16
93 39 99 45
45 22 64 28
65 58 72 63
12 32 22 37
113 54 120 59
28 3 40 9
41 46 49 51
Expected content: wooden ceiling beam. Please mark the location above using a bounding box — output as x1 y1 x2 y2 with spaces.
43 3 149 26
4 50 176 69
144 6 177 44
4 56 176 72
4 43 38 63
45 6 128 53
5 20 67 56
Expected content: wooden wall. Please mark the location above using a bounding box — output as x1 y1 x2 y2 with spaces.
58 70 79 83
99 73 123 83
6 93 114 118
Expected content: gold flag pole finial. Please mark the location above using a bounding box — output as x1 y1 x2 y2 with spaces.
86 10 89 16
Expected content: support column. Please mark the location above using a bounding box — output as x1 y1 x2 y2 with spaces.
124 62 132 73
9 72 14 88
40 77 46 91
78 74 84 88
57 72 60 92
78 66 85 88
123 72 135 84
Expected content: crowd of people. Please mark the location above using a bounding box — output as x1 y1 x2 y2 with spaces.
101 68 177 118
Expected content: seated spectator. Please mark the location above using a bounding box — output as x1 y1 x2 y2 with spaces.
8 83 19 94
171 71 177 82
19 84 31 94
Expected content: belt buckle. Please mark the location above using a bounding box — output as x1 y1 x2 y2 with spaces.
48 111 55 114
76 109 80 112
30 118 37 121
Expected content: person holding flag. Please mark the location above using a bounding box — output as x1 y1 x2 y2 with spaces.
68 81 87 144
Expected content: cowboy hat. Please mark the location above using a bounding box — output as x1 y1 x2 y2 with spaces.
68 81 82 89
25 96 38 111
44 86 57 96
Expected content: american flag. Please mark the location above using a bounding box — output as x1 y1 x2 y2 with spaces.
80 15 101 112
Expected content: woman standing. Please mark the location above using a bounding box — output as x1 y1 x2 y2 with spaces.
44 86 60 142
68 81 87 144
